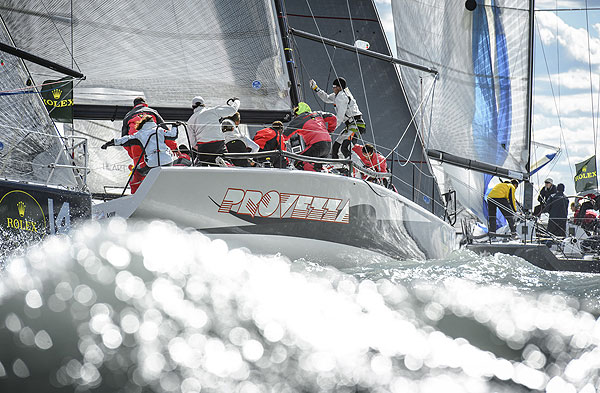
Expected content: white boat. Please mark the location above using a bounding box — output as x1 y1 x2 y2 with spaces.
92 166 455 265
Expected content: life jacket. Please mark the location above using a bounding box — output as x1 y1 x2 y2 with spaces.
121 104 166 168
352 145 387 173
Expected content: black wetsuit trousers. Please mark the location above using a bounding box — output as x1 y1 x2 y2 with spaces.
548 218 567 237
299 141 331 171
194 141 226 166
488 197 517 234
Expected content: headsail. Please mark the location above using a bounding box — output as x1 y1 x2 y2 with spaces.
0 18 78 188
393 0 532 221
1 0 292 114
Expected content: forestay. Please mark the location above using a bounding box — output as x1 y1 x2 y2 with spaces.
1 0 292 111
0 18 78 188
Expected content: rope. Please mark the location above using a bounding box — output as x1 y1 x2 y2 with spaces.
345 0 376 150
383 77 437 161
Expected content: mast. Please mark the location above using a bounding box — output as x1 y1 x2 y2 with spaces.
525 0 535 175
274 0 300 107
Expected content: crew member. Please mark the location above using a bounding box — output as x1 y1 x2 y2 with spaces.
533 178 557 216
487 180 519 237
102 116 180 188
186 96 240 166
221 119 259 167
541 183 569 237
351 143 388 185
573 196 599 233
120 97 168 193
310 77 364 158
284 102 334 171
253 121 287 168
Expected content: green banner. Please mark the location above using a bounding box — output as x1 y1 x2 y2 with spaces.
574 155 598 193
41 77 73 123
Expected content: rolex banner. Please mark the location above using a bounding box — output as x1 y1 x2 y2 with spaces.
574 155 598 193
41 77 73 123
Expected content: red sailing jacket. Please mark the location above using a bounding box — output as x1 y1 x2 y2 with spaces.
253 127 286 151
352 144 387 173
285 111 335 146
120 103 183 167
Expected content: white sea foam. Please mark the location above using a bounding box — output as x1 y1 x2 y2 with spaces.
0 219 599 392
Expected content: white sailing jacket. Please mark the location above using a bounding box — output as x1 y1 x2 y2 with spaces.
114 122 177 167
315 88 362 127
186 99 240 145
224 128 260 152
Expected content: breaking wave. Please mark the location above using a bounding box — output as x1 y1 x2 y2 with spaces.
1 219 600 392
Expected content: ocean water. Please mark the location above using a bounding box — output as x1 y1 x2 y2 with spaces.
1 219 600 392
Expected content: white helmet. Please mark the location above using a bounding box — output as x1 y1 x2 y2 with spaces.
221 119 235 132
191 96 205 107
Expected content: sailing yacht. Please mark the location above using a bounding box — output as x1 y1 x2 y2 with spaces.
390 0 600 273
0 0 457 263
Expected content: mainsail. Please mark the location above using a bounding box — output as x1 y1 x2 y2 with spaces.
393 0 532 221
0 18 78 189
1 0 292 113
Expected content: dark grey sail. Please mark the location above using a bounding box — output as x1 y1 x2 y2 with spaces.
280 0 445 216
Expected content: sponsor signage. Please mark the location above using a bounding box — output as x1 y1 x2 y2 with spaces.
218 188 350 223
0 181 91 245
574 155 598 193
41 77 73 123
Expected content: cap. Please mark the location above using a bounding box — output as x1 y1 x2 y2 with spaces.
133 97 146 106
271 121 283 130
191 96 205 107
332 77 347 89
544 178 553 184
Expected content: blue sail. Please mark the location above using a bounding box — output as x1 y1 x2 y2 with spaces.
475 1 513 230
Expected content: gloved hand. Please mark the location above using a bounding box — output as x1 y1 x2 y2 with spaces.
100 140 114 150
309 79 319 91
173 121 183 127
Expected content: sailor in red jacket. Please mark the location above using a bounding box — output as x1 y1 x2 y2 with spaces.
284 102 335 171
120 97 184 193
351 143 388 184
253 121 287 167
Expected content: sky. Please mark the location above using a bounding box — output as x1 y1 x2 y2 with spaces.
373 0 600 198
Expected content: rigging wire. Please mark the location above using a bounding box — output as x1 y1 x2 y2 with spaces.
535 17 573 180
39 0 81 72
584 0 597 159
345 0 376 150
383 77 437 161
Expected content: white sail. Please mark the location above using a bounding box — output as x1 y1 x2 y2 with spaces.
0 18 78 188
1 0 292 111
393 0 532 220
